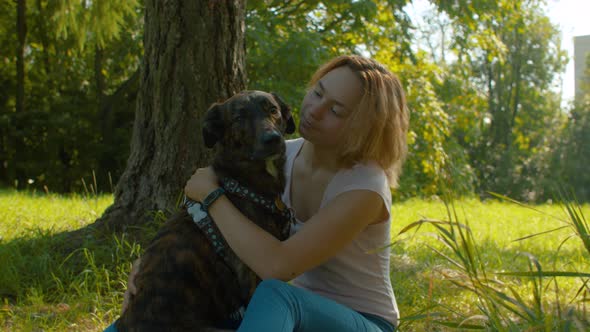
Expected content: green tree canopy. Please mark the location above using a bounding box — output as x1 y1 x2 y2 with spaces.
0 0 581 203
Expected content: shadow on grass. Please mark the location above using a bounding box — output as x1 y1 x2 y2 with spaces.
0 187 181 330
0 214 173 300
0 222 170 330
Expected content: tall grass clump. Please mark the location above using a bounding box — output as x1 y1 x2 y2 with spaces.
393 193 590 331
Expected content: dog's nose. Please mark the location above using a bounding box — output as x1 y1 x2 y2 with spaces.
262 131 281 146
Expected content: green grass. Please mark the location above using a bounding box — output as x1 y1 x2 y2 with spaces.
1 190 589 331
0 189 139 331
390 197 590 330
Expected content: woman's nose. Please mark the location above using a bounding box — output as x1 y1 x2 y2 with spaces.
308 102 329 120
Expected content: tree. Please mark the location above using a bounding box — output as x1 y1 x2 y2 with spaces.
471 1 565 198
549 54 590 201
0 0 144 190
95 0 247 230
16 0 26 114
427 0 567 199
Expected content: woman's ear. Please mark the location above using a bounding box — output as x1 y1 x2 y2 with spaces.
271 92 296 134
202 103 225 148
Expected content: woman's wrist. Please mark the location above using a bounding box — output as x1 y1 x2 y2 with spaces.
184 166 219 201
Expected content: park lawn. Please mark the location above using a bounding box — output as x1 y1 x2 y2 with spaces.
0 190 589 331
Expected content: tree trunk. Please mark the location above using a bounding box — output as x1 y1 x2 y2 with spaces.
95 45 106 113
16 0 27 113
36 0 52 92
95 0 246 231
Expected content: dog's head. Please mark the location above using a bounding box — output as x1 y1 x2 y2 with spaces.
202 90 295 161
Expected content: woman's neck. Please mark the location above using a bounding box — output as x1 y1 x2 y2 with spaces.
301 140 341 172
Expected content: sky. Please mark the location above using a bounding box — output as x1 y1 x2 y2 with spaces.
404 0 590 105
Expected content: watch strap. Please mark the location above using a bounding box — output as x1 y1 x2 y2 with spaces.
201 187 226 212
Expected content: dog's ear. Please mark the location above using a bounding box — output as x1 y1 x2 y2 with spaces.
202 103 225 148
271 92 296 134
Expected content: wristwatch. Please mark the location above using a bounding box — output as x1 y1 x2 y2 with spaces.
201 187 226 212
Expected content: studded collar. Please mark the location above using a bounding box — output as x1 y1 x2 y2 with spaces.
184 176 294 263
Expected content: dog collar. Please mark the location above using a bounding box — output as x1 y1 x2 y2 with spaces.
220 177 294 239
184 199 230 261
183 177 294 268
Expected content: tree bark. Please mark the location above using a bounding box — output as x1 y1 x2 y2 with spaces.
95 45 106 113
16 0 27 113
95 0 246 231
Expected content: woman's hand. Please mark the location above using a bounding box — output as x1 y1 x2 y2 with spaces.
121 258 141 314
184 166 219 201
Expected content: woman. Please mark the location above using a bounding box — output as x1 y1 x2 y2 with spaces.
185 55 409 332
119 55 409 332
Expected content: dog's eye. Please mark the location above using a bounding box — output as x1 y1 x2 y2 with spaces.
270 107 279 115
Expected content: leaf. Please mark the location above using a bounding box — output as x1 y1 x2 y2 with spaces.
497 271 590 278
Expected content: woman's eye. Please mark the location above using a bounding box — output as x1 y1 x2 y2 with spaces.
313 90 322 97
331 107 345 117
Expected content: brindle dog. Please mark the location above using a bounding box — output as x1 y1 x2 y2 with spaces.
116 91 296 332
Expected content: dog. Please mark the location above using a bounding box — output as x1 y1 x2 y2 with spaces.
115 90 296 331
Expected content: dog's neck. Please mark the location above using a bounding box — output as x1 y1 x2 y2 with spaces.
212 154 286 197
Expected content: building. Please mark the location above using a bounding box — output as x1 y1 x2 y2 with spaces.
574 35 590 101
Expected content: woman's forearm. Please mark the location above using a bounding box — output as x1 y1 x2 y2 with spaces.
184 167 384 282
207 195 294 281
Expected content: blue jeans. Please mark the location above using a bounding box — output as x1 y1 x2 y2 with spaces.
104 279 395 332
237 279 395 332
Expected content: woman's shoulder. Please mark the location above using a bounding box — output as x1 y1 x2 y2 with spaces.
327 162 389 199
340 161 387 185
323 161 392 219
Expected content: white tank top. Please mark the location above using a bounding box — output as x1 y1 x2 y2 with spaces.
282 138 399 326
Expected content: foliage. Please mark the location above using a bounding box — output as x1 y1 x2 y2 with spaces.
0 0 142 192
421 0 568 201
543 54 590 202
245 0 413 119
389 53 477 197
245 0 473 197
1 0 586 203
558 98 590 201
53 0 140 50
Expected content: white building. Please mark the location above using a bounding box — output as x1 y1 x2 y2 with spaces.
574 35 590 100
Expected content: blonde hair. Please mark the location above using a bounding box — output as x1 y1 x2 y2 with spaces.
308 55 409 188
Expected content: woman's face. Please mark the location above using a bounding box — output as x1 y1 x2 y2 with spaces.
299 66 362 148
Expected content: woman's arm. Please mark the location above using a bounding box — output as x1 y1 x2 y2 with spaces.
185 167 385 281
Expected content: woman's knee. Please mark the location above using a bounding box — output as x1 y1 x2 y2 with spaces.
255 278 290 296
251 279 303 314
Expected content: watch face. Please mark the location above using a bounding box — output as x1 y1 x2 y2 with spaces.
187 202 207 222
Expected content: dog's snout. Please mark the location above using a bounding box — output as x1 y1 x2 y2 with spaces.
262 131 281 146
